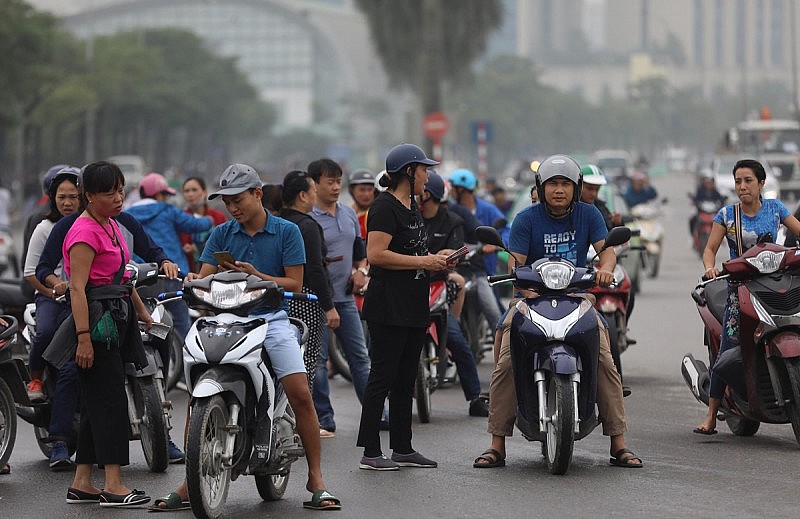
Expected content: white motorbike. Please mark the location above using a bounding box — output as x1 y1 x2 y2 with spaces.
181 271 312 519
630 201 665 278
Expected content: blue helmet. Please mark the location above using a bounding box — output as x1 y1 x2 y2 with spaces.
385 143 439 174
424 171 446 201
449 169 477 191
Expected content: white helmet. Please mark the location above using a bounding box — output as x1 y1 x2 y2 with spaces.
581 164 607 186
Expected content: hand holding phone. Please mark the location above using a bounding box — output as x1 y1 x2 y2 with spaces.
214 251 236 266
445 246 469 264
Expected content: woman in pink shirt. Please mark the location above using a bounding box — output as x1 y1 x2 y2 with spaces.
63 162 152 508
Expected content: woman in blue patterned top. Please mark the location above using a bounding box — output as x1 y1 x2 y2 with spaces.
695 159 800 434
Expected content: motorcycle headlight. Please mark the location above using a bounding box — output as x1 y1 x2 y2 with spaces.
536 262 574 290
192 281 266 309
745 250 785 273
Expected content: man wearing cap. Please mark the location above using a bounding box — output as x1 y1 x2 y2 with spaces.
126 172 213 463
171 163 340 510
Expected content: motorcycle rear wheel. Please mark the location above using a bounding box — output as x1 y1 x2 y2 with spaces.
0 377 16 471
725 415 760 436
328 334 352 382
542 374 575 475
415 347 433 423
187 395 231 519
783 359 800 446
166 331 183 392
133 376 168 473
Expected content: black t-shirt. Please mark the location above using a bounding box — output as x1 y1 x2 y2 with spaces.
278 208 334 311
424 204 465 254
362 192 430 327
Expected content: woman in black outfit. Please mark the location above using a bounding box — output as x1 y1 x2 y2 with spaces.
356 144 450 470
277 170 339 390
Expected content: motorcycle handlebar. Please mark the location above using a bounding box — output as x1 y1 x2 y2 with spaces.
283 292 318 302
157 290 184 301
488 274 514 284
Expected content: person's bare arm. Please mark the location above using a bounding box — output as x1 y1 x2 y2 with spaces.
68 243 95 369
367 231 447 271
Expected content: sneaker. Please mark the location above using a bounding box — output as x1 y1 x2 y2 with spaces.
49 441 73 471
27 379 45 402
469 397 489 417
391 451 437 468
359 455 399 471
168 439 185 464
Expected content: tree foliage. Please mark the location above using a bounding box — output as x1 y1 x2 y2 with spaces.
0 4 274 193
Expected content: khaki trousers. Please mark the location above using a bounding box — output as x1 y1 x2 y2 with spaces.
487 294 627 437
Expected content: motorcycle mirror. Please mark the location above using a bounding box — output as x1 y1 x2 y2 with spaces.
476 225 504 247
476 225 518 267
603 226 632 249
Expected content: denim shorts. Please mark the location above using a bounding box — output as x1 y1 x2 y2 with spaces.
259 310 307 380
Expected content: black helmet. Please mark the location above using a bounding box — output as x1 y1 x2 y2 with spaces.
385 143 439 174
535 154 582 204
348 168 375 188
424 171 446 201
48 166 82 199
43 164 69 194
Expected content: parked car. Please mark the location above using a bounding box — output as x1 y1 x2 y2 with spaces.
591 149 633 188
106 155 147 192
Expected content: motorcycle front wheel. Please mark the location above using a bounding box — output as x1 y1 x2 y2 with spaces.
133 376 168 473
415 345 433 423
542 373 575 475
646 251 661 278
783 358 800 446
187 395 231 519
0 377 16 471
166 331 183 392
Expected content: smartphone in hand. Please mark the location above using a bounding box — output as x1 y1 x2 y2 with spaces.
213 251 236 266
445 246 470 264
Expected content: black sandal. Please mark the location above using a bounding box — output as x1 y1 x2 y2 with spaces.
0 463 10 475
473 448 505 468
609 448 643 468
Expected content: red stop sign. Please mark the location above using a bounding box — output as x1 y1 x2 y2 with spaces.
423 111 450 139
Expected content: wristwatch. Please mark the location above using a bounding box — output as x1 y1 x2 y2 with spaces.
357 267 369 276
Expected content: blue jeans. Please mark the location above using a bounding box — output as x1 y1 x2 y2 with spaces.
313 299 371 431
447 312 482 401
163 278 191 341
475 274 503 331
49 361 79 442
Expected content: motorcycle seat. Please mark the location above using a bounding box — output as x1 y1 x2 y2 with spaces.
0 281 28 308
703 279 728 324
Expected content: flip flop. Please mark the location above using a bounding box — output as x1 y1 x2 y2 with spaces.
609 448 643 468
693 426 718 435
319 428 335 439
303 489 342 511
473 448 506 468
148 492 190 512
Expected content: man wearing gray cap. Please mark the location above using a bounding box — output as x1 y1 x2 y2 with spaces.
159 164 340 511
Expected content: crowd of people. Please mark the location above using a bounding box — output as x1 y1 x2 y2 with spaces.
9 144 788 513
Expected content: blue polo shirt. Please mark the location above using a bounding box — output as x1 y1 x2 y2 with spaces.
199 210 305 279
310 202 362 303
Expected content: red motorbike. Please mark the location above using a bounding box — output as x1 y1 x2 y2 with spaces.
689 195 724 257
588 243 634 379
414 279 449 423
682 241 800 443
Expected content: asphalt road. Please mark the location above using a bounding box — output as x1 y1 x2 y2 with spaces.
2 171 800 518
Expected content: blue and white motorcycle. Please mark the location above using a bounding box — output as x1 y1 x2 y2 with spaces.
181 271 313 519
477 225 631 475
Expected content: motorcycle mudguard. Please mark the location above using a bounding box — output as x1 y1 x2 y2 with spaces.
766 331 800 359
126 347 160 377
534 344 582 375
0 357 30 404
192 366 248 406
596 295 623 314
681 353 710 405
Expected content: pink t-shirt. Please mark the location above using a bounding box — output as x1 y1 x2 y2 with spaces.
64 216 131 285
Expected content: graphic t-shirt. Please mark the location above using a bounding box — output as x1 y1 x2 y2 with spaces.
362 192 430 327
509 202 608 266
714 198 790 258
